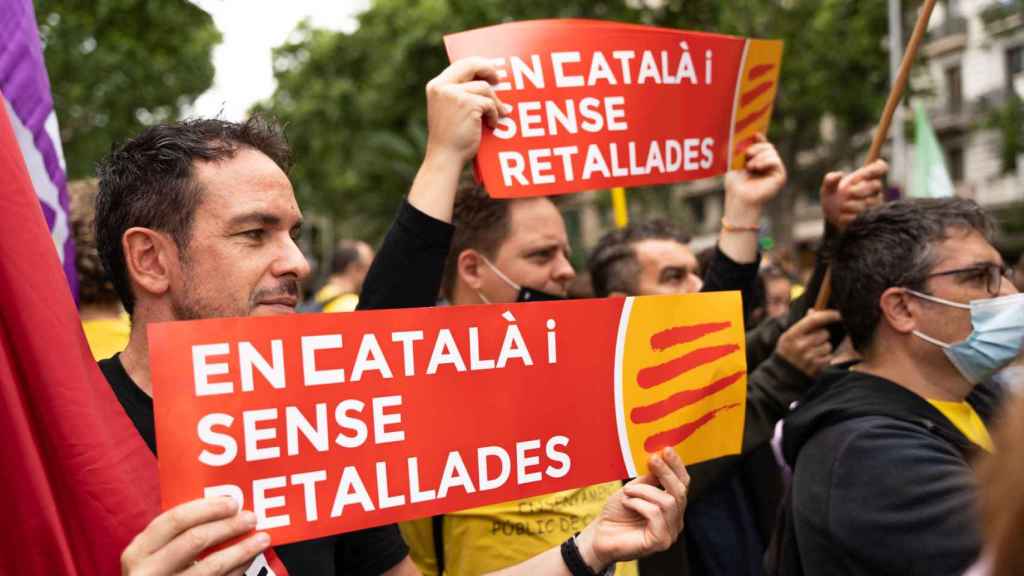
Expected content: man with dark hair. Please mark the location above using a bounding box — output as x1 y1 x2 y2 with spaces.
97 57 689 576
777 198 1023 575
404 134 786 576
588 220 698 298
440 182 583 305
96 115 293 319
585 162 890 576
309 239 375 312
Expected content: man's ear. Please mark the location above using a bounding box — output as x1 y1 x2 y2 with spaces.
878 287 917 335
457 249 486 291
122 227 176 300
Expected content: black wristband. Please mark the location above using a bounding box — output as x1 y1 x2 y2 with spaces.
560 533 611 576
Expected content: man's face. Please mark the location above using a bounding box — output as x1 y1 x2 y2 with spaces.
911 229 1017 350
169 148 310 319
478 198 576 303
765 276 792 320
630 239 703 296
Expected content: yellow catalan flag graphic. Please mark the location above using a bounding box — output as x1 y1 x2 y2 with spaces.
729 40 784 170
615 292 748 477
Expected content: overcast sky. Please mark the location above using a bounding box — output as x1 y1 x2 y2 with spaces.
188 0 370 120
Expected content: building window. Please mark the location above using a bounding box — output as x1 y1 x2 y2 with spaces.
946 65 963 113
1007 46 1024 98
947 145 965 183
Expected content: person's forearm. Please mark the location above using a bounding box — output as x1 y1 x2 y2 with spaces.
716 198 762 264
484 545 571 576
407 149 465 224
485 524 605 576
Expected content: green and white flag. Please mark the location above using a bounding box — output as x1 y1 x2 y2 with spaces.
910 102 955 198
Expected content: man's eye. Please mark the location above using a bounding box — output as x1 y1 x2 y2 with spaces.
661 272 683 284
241 229 265 241
962 269 988 283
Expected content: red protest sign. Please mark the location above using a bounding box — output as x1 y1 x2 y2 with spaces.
443 19 783 198
150 292 747 546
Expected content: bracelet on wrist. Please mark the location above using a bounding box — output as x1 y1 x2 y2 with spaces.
560 533 614 576
720 218 761 233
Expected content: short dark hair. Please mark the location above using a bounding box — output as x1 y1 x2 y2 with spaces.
832 198 995 352
330 240 367 275
587 220 691 297
95 116 290 314
441 184 513 301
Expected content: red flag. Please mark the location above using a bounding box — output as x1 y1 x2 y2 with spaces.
0 92 159 573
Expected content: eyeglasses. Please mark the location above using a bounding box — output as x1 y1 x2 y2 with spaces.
924 263 1016 297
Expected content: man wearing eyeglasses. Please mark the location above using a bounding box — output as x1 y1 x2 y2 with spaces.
770 198 1023 576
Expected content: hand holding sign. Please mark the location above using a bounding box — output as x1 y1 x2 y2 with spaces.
723 134 787 219
584 448 690 568
412 58 513 223
491 448 690 575
425 57 512 165
120 496 270 576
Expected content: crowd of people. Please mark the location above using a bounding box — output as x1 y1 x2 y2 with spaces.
69 56 1024 576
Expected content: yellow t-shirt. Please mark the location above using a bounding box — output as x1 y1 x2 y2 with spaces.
400 482 639 576
314 285 360 313
82 315 131 361
926 399 993 452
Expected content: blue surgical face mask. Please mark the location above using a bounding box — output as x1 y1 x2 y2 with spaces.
907 290 1024 384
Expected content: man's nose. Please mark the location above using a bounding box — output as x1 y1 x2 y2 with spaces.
552 252 577 285
274 235 312 280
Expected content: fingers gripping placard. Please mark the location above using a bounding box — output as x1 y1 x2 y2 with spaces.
150 293 746 545
444 19 783 198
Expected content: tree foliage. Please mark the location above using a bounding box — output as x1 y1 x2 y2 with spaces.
36 0 220 179
260 0 892 245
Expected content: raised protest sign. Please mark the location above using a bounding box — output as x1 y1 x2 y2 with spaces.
150 292 747 546
444 19 783 198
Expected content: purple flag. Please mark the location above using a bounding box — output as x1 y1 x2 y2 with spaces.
0 0 76 295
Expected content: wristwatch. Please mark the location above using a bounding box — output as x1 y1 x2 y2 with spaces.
560 533 615 576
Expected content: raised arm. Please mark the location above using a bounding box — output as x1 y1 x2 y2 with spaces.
358 58 510 311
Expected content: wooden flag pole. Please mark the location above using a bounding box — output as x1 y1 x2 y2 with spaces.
814 0 939 310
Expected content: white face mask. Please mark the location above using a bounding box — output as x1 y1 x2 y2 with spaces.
907 290 1024 384
477 255 566 304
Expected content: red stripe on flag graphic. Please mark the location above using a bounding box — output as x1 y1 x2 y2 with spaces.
741 81 774 107
735 103 773 134
643 403 742 452
748 63 775 81
636 345 739 389
650 322 732 351
630 371 744 424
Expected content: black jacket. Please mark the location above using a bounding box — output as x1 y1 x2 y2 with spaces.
639 243 846 576
774 366 1002 576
